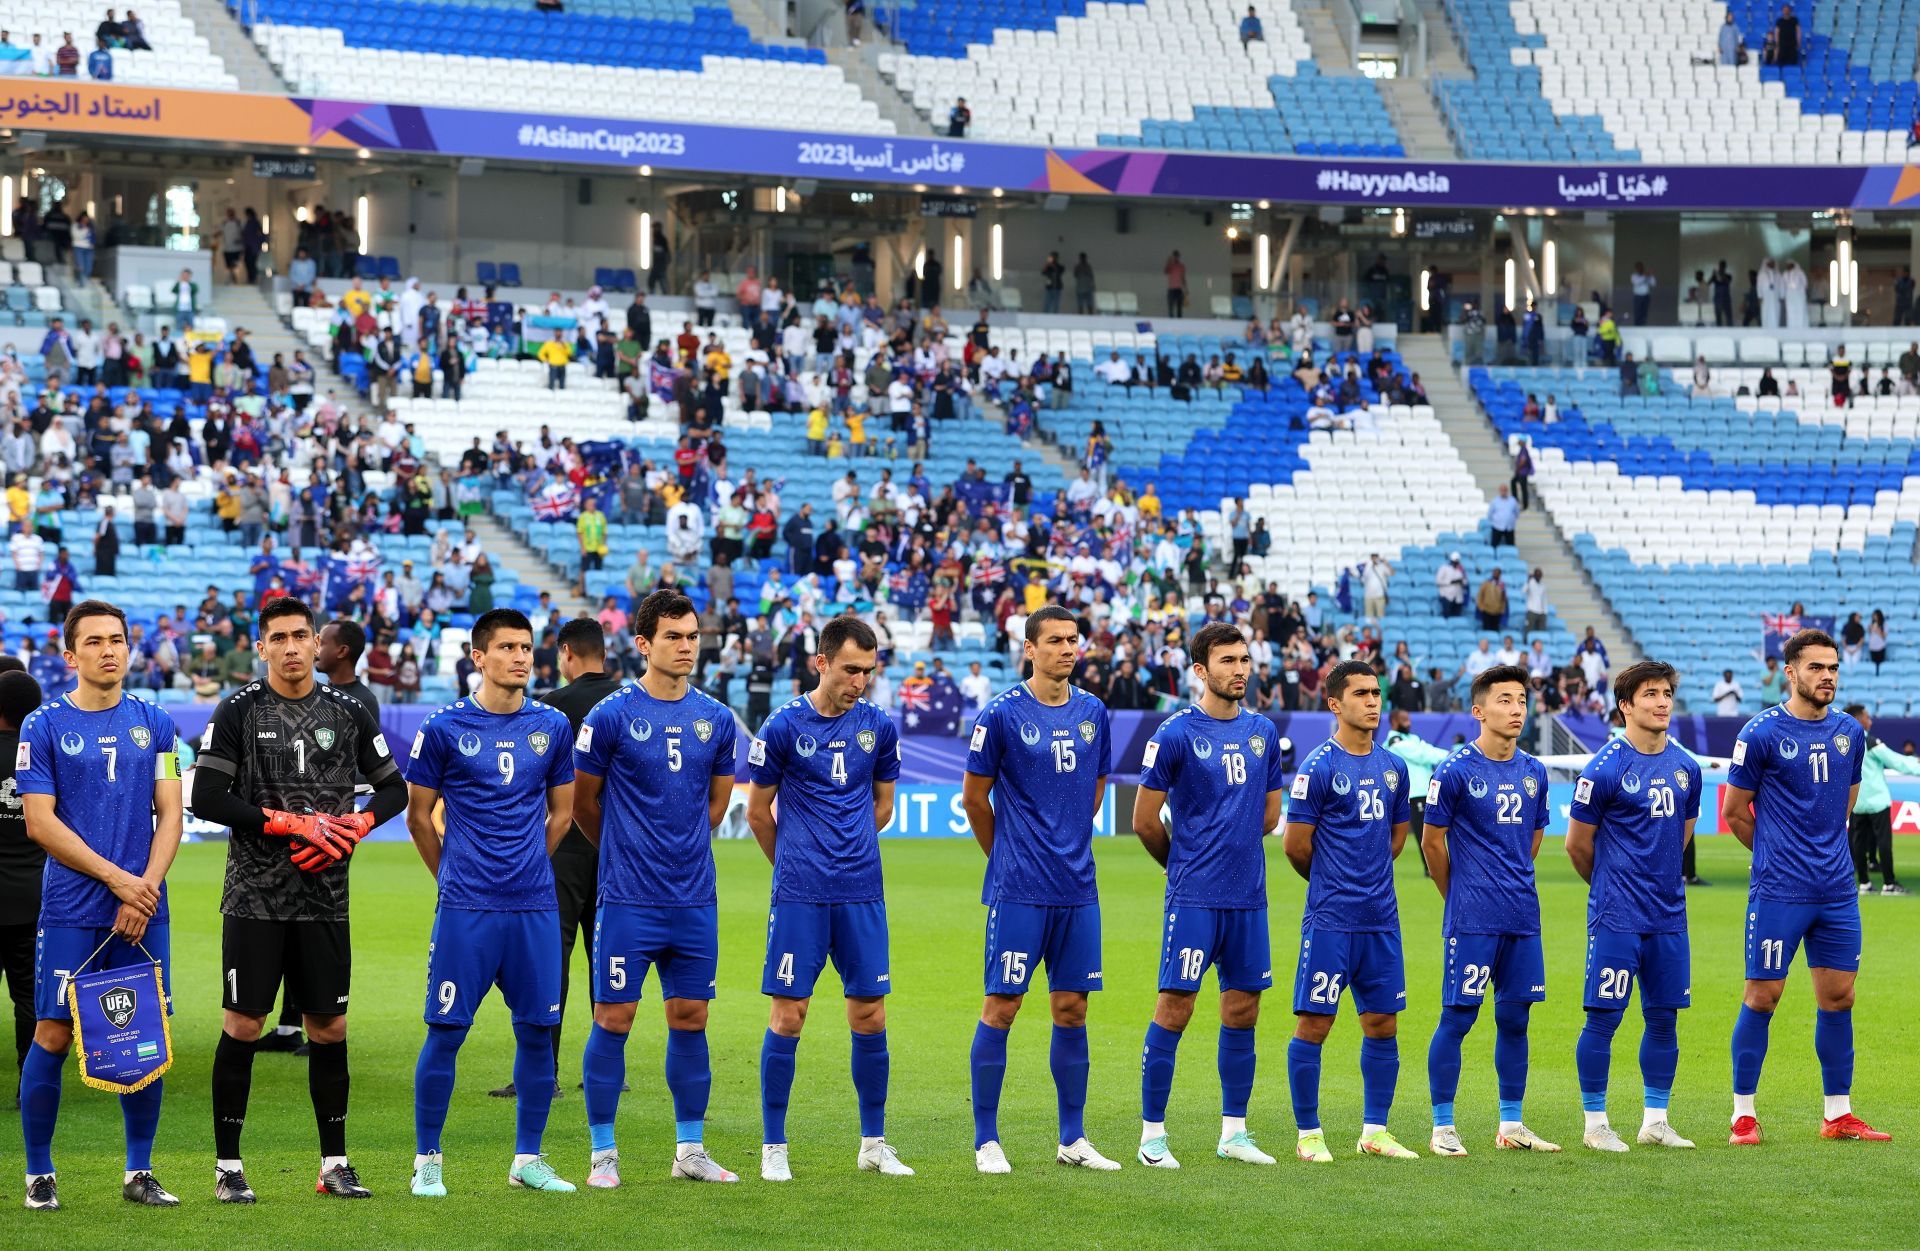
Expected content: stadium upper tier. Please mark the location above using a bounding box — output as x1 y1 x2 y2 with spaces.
4 0 238 89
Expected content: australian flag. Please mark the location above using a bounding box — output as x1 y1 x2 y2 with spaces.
1762 611 1832 659
900 679 963 736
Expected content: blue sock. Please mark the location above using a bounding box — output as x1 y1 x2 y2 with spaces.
1814 1008 1853 1098
1218 1026 1256 1121
1576 1008 1623 1112
582 1023 628 1153
1493 1000 1531 1119
850 1030 889 1138
1140 1021 1181 1124
413 1023 467 1156
1359 1035 1399 1127
760 1030 798 1144
1427 1005 1476 1124
1639 1006 1678 1109
121 1080 163 1172
665 1028 710 1143
512 1021 556 1156
1730 1003 1772 1097
1286 1036 1322 1131
20 1042 62 1176
969 1021 1009 1149
1051 1025 1090 1146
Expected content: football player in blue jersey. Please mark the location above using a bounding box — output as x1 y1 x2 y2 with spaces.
573 590 740 1187
1131 623 1287 1170
404 609 579 1196
1564 661 1701 1153
1720 629 1889 1145
961 605 1117 1174
1420 664 1557 1156
17 601 183 1211
1281 660 1418 1163
747 615 910 1181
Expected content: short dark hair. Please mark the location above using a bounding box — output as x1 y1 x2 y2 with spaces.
1024 604 1078 643
63 599 128 653
325 617 367 665
633 590 697 643
1612 659 1677 710
1782 628 1837 666
0 669 42 729
471 608 534 652
1190 621 1246 667
259 596 315 635
819 614 878 659
1324 659 1378 702
1470 663 1532 705
556 615 606 659
0 655 26 675
1843 702 1868 720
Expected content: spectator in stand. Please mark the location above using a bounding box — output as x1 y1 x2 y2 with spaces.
1575 627 1609 690
1487 484 1519 549
241 207 265 284
1758 654 1786 704
1493 303 1518 364
121 9 151 49
1510 437 1534 510
537 329 571 390
217 207 245 282
1073 253 1095 315
1461 637 1497 680
87 36 112 80
1771 3 1799 66
947 97 971 138
1164 250 1187 318
55 32 80 75
1041 251 1065 314
1435 549 1467 618
1523 566 1547 634
845 0 864 44
1240 4 1263 45
1361 552 1392 621
1475 567 1507 632
1711 669 1744 715
166 267 199 330
1718 9 1741 64
1629 260 1657 324
1459 302 1485 366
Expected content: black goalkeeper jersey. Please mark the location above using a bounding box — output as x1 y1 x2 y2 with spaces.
196 680 401 921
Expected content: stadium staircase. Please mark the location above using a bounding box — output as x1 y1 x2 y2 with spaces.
826 43 940 137
188 0 297 93
1291 2 1356 71
208 283 379 425
468 513 595 621
1398 334 1641 668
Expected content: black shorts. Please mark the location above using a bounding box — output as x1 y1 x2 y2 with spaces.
222 915 352 1018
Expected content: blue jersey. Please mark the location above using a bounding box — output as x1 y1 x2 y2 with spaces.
1569 737 1700 934
1728 705 1864 904
575 682 737 908
1426 742 1551 936
1139 705 1285 909
750 697 901 904
964 683 1111 906
1286 738 1410 933
15 694 179 927
408 697 575 912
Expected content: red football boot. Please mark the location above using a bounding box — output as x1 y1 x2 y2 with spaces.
1821 1113 1891 1142
1729 1115 1763 1146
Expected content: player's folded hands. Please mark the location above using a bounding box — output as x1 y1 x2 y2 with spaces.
290 822 356 873
263 808 321 840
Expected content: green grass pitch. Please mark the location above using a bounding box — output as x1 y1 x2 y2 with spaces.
6 836 1918 1249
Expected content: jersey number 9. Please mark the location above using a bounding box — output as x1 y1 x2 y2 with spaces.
498 751 515 786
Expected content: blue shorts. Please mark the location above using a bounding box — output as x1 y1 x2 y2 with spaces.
762 900 891 999
424 908 561 1027
1292 927 1406 1016
592 902 719 1003
1584 929 1691 1010
983 901 1103 995
1746 895 1861 979
1158 906 1272 994
1441 932 1546 1007
35 924 173 1022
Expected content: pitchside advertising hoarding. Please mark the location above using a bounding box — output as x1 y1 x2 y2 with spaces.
14 81 1920 211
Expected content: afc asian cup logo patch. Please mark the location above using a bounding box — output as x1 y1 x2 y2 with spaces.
1249 735 1265 757
1078 720 1096 744
694 718 714 743
795 733 819 758
1192 736 1213 761
529 732 551 757
1384 769 1398 791
1331 773 1352 796
1019 722 1042 746
130 725 151 750
629 718 653 743
1675 770 1690 791
1523 775 1539 798
457 732 483 757
59 732 85 756
314 728 335 751
1621 771 1643 795
1777 737 1800 761
1467 775 1489 799
1426 779 1441 804
1834 734 1851 756
857 729 877 754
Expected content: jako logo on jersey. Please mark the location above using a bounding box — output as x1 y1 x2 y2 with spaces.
1331 773 1352 796
1467 776 1489 798
1249 734 1265 757
1019 722 1042 746
58 732 84 756
795 734 818 758
1777 737 1800 761
1523 775 1539 798
1192 736 1213 760
1078 719 1096 744
457 732 483 757
694 718 713 743
315 728 336 750
629 718 653 742
1834 734 1852 756
130 725 151 750
529 732 551 756
1621 772 1642 794
857 729 877 753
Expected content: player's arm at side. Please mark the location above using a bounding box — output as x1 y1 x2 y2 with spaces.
542 710 577 855
1420 768 1456 897
405 719 448 877
1280 762 1317 880
871 717 900 835
1131 728 1179 867
1720 720 1767 849
745 725 782 865
1387 761 1412 859
187 695 270 837
572 770 607 846
124 722 186 943
352 702 408 829
961 708 1000 856
570 704 615 846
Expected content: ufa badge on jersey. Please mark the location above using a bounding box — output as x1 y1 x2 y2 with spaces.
68 941 173 1095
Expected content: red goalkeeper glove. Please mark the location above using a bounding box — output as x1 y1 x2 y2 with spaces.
290 811 376 873
262 809 321 840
